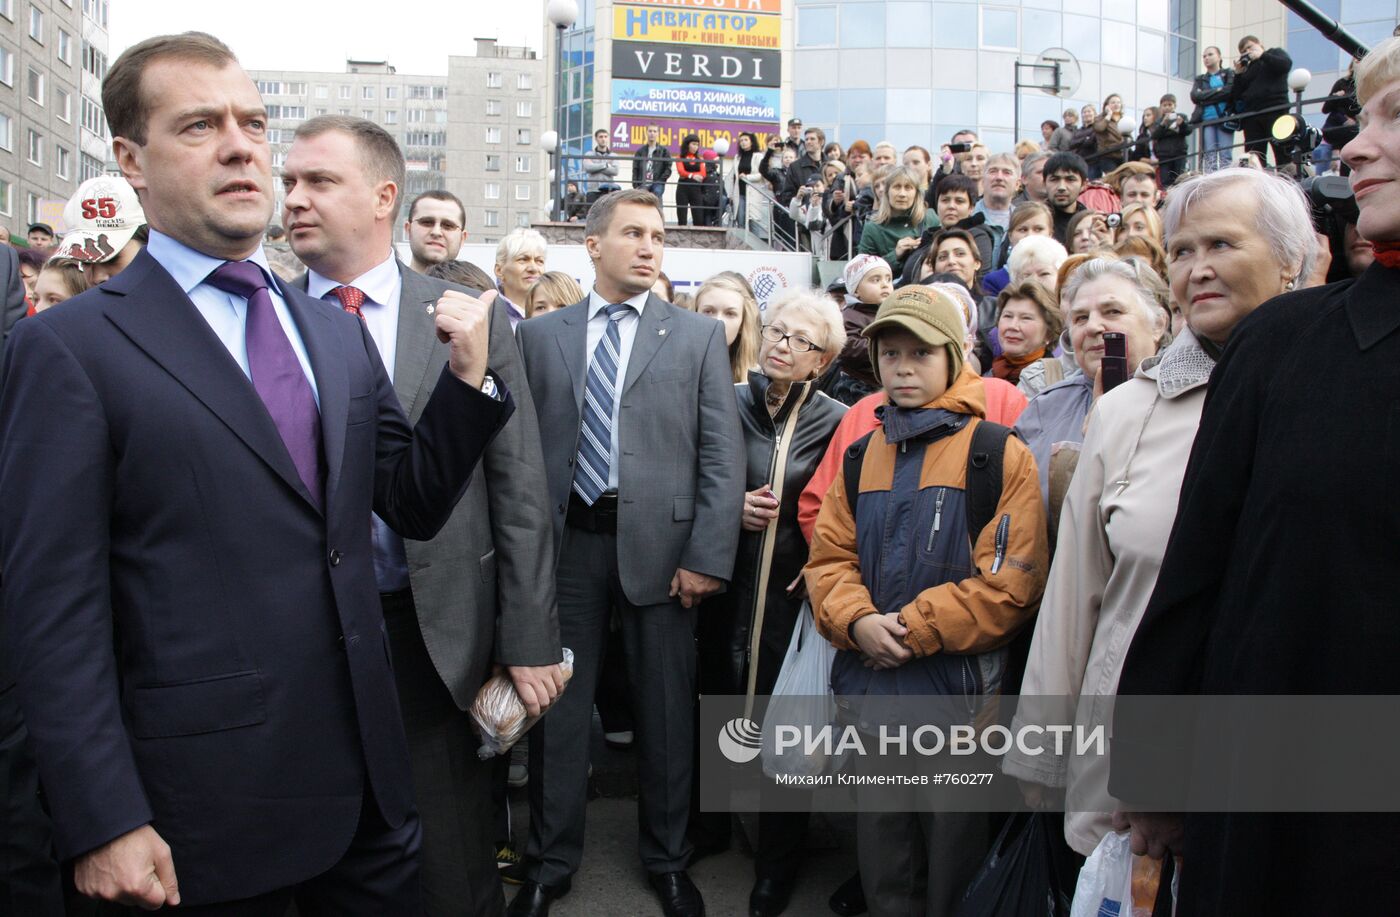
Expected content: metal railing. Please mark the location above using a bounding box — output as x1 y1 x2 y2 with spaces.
1079 91 1345 180
550 150 728 227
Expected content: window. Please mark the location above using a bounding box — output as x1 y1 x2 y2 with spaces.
338 84 352 99
287 82 306 95
0 180 9 217
82 41 106 80
517 213 531 228
0 45 10 86
26 66 43 105
408 84 431 100
484 211 500 227
486 72 503 88
516 128 531 144
56 144 70 180
256 80 283 95
0 112 11 151
58 28 71 63
514 155 532 174
362 109 374 119
27 193 40 226
404 130 445 146
56 87 71 121
27 129 42 166
981 7 1019 49
81 0 107 25
383 110 397 124
314 107 327 116
486 99 502 116
315 84 328 99
81 95 104 137
517 73 532 90
407 108 425 123
484 182 501 199
265 105 306 120
28 4 41 42
486 127 502 144
338 108 350 115
797 6 837 46
385 86 398 100
515 184 531 201
80 152 102 181
517 101 533 118
433 86 446 101
0 0 10 20
362 85 375 99
486 154 502 171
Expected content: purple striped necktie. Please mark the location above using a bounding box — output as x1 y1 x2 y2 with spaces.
204 260 325 508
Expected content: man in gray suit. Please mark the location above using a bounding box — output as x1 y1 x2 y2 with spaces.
282 115 563 917
512 189 744 917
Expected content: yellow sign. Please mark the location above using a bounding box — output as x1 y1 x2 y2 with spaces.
621 0 782 14
613 5 782 49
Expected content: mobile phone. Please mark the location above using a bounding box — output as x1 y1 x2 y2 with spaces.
1100 332 1129 392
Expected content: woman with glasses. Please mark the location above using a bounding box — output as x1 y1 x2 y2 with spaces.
694 290 848 917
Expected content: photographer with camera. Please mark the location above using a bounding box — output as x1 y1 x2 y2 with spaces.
1229 34 1293 169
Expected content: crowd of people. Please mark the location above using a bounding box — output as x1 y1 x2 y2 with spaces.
2 22 1400 917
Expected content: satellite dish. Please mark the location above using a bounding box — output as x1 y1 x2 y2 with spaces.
1033 48 1081 98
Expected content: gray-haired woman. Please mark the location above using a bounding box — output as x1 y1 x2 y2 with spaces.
1003 168 1316 855
694 290 848 917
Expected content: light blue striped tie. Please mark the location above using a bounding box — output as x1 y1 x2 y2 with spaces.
573 302 632 505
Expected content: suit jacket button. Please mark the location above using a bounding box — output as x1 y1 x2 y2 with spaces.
329 549 342 567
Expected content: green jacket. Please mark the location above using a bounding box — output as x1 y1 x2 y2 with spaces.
857 211 941 273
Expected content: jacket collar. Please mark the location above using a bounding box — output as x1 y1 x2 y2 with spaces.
743 370 813 427
1139 326 1216 399
1345 263 1400 352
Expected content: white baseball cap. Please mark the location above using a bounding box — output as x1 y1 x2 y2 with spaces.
56 176 146 264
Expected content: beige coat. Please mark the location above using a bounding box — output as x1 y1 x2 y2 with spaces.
1002 329 1215 855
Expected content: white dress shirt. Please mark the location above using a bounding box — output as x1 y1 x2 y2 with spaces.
584 288 649 491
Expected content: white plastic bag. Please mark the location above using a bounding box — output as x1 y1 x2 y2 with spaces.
761 602 837 779
470 648 574 760
1071 830 1174 917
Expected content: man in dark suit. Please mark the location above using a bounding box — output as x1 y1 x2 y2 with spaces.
511 188 744 917
0 243 25 350
0 33 511 913
282 115 563 917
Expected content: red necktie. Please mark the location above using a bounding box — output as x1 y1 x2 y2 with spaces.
332 285 367 318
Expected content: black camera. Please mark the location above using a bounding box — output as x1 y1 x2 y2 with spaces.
1304 174 1359 231
949 142 973 154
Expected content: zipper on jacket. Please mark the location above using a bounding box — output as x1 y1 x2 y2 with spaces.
990 513 1010 574
926 487 946 551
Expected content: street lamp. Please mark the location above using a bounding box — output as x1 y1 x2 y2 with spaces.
541 130 560 223
547 0 578 222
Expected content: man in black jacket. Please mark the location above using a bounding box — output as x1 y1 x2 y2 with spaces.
631 125 673 205
1229 35 1292 168
781 127 824 205
1151 94 1193 187
1191 46 1235 172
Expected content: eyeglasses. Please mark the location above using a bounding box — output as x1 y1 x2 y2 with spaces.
761 325 823 353
414 217 462 232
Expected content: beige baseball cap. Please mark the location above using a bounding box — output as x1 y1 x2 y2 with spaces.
56 176 146 264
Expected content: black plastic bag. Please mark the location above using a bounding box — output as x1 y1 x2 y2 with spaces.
954 813 1073 917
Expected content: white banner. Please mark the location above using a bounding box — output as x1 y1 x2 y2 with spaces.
400 242 815 312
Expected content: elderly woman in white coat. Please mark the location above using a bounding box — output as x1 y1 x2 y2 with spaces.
1001 167 1317 855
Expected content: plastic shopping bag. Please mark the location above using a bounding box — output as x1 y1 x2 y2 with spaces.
470 648 574 760
955 813 1073 917
1070 830 1176 917
760 602 837 779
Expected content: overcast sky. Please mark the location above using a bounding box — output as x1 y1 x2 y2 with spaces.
110 1 545 76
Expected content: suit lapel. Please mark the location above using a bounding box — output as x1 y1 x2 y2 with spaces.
394 266 446 416
556 299 590 413
621 294 674 395
102 250 322 513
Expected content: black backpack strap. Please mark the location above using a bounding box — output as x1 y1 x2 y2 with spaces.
965 420 1012 545
842 432 876 520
